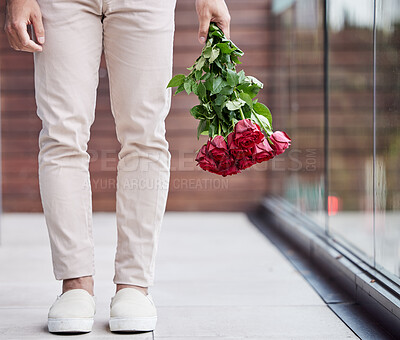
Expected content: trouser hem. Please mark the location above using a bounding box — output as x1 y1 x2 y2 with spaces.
54 271 95 281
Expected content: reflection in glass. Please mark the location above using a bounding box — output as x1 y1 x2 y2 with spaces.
268 0 400 283
375 0 400 281
328 0 375 262
270 0 325 228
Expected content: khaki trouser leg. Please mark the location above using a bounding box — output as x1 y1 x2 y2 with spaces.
34 0 103 280
34 0 176 286
103 0 176 287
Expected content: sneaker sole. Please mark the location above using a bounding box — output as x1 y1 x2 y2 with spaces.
48 317 94 333
109 316 157 332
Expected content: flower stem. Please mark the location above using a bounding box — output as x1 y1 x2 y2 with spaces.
239 107 245 120
234 90 246 120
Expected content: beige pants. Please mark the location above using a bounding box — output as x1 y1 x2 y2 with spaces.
34 0 176 287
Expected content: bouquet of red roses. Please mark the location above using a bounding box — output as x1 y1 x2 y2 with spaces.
167 23 291 177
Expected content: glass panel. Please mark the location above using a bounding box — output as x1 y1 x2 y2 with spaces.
375 0 400 282
328 0 375 263
269 0 325 228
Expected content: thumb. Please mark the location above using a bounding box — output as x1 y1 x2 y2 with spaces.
198 14 211 44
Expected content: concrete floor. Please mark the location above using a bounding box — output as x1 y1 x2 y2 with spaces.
0 212 358 339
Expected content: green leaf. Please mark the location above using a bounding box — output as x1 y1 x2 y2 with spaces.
190 105 207 119
202 103 216 120
220 85 234 95
222 121 230 136
195 70 203 80
226 69 239 87
215 105 225 121
195 56 206 71
246 85 261 98
239 92 253 108
214 59 223 70
167 74 185 88
211 76 225 94
213 76 223 91
197 82 206 99
209 118 219 137
174 83 185 95
231 54 242 65
184 79 192 95
246 75 264 89
211 30 223 38
253 102 272 126
205 77 214 91
229 40 243 55
203 46 212 58
173 23 275 142
201 72 211 81
237 83 260 98
237 70 246 84
191 81 199 96
219 53 231 64
252 112 272 134
209 47 220 63
197 120 208 139
226 98 246 111
215 94 227 107
209 23 219 32
216 42 236 54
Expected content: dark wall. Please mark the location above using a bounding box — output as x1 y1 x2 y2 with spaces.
0 0 278 212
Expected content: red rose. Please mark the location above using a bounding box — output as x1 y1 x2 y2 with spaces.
195 144 218 172
208 135 229 161
270 131 291 155
196 139 238 176
219 164 241 177
198 156 218 173
227 132 248 159
253 140 275 163
234 119 264 149
238 156 256 170
195 144 207 163
217 154 235 170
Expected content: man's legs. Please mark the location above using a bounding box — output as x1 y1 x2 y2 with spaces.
34 0 103 294
102 0 177 293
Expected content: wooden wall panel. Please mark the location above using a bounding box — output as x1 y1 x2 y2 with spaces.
0 0 276 212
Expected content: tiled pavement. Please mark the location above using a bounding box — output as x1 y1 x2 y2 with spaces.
0 212 358 339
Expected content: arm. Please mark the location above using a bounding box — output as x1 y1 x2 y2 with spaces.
196 0 231 44
4 0 45 52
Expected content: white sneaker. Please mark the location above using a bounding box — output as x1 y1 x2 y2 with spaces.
109 288 157 332
47 289 96 333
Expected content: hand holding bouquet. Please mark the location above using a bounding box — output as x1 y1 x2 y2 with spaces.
167 23 291 176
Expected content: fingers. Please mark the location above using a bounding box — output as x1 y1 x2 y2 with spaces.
215 16 231 39
4 0 45 53
196 0 231 44
198 12 212 44
5 23 23 51
5 21 43 52
6 33 19 51
198 13 231 44
14 21 43 52
6 29 21 50
31 10 45 44
214 0 231 39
